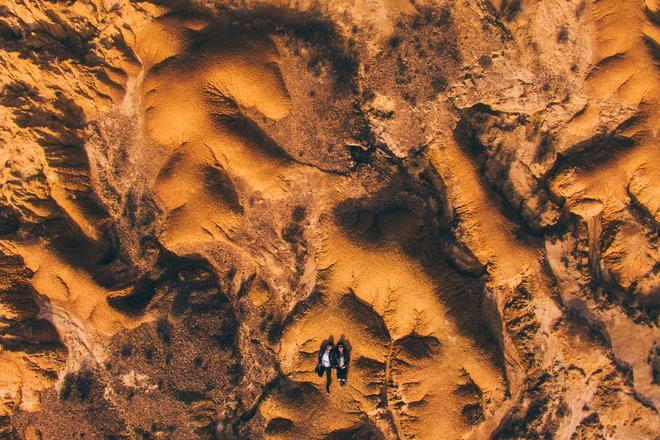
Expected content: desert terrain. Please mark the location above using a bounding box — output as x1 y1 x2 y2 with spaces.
0 0 658 438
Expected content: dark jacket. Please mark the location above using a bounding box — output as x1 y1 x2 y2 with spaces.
333 347 350 368
317 348 338 368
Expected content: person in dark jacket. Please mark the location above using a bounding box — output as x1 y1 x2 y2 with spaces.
335 342 350 387
316 343 337 393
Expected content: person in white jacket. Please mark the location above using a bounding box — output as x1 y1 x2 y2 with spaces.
316 343 337 393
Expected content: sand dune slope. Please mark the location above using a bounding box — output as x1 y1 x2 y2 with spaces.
0 0 658 439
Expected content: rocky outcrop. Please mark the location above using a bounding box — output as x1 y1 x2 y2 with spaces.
0 0 657 439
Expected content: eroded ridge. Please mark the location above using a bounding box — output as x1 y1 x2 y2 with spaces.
0 0 658 438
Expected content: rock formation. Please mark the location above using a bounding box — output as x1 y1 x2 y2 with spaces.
0 0 658 438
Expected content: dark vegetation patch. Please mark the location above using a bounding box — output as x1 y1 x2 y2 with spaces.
174 389 207 404
209 311 239 352
228 362 244 384
412 6 454 29
282 221 304 244
462 403 485 425
500 0 522 22
557 26 569 44
478 54 493 68
291 205 306 222
366 4 461 105
432 75 448 93
348 144 375 164
156 317 171 344
388 34 402 49
61 370 94 402
121 344 132 357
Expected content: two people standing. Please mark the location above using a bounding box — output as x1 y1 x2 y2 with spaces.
316 342 350 393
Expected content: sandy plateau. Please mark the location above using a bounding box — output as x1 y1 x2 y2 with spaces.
0 0 658 439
